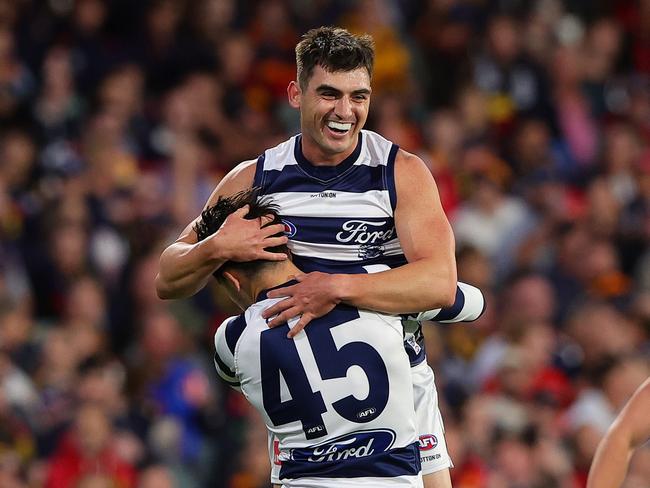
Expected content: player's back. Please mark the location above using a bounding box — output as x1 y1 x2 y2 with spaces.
214 283 422 487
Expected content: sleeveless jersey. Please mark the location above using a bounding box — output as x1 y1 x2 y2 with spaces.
214 282 422 487
252 130 431 364
252 130 405 274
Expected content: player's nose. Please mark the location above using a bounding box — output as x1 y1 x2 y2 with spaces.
334 96 353 119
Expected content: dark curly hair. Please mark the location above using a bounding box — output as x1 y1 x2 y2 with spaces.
296 26 375 89
194 188 289 276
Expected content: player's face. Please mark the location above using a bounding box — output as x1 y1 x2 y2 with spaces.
288 65 371 164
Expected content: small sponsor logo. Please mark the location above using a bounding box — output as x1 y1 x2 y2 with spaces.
290 429 396 463
310 192 337 198
356 407 377 420
307 425 325 435
421 453 442 462
419 434 438 451
282 219 297 238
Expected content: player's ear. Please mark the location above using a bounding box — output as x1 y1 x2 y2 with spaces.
222 271 241 292
287 81 301 108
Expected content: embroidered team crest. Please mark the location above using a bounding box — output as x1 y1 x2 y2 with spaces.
358 244 385 259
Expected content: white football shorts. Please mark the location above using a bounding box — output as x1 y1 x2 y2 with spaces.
410 360 453 475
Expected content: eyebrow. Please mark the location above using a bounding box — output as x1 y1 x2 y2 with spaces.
315 84 371 96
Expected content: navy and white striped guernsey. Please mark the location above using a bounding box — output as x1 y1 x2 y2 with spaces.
252 130 485 365
253 130 405 274
214 282 423 487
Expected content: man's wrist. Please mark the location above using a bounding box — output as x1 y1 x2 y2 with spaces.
332 273 356 305
196 234 229 264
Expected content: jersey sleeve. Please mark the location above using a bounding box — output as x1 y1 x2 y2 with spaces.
214 316 242 391
411 282 486 323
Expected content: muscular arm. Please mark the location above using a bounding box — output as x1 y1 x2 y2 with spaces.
587 378 650 488
156 160 287 299
339 150 457 311
265 150 458 330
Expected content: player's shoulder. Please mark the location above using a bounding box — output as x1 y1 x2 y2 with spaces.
394 148 426 169
393 148 432 185
226 158 258 184
215 313 248 356
205 158 258 207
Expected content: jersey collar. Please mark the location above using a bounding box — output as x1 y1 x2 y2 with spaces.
293 132 363 181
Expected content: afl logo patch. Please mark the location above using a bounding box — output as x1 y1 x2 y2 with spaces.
282 220 297 238
419 434 438 451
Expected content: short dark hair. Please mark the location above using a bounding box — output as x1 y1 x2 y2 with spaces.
194 188 289 277
296 26 375 89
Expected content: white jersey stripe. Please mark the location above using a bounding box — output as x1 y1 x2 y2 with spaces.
263 137 298 171
289 238 404 261
265 190 392 218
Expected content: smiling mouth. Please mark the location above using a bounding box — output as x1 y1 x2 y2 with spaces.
326 120 354 135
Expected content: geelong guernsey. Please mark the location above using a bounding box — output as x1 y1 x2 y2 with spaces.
252 130 405 274
214 282 422 487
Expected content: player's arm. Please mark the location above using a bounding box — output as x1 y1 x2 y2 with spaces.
339 150 457 309
265 150 457 333
587 378 650 488
155 160 287 299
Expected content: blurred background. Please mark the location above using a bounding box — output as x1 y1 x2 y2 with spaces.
0 0 649 487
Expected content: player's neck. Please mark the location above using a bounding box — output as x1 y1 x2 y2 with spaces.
248 261 304 303
300 134 359 166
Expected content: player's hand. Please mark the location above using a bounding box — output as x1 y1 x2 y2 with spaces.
263 272 341 337
208 205 289 262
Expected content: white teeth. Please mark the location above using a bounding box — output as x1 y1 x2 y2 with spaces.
327 121 352 131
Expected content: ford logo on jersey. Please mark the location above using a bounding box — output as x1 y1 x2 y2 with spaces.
336 220 395 244
290 429 396 463
282 219 297 238
418 434 438 451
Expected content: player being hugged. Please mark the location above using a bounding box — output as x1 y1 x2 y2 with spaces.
202 189 423 487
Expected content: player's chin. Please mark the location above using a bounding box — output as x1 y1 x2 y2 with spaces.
323 130 357 150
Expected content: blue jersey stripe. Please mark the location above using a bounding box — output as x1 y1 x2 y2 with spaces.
385 144 399 211
279 442 420 479
262 164 387 193
252 153 266 190
433 286 466 321
292 254 407 275
214 350 236 378
225 315 247 355
405 344 426 367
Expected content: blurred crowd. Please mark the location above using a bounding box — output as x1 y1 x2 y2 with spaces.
0 0 649 487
